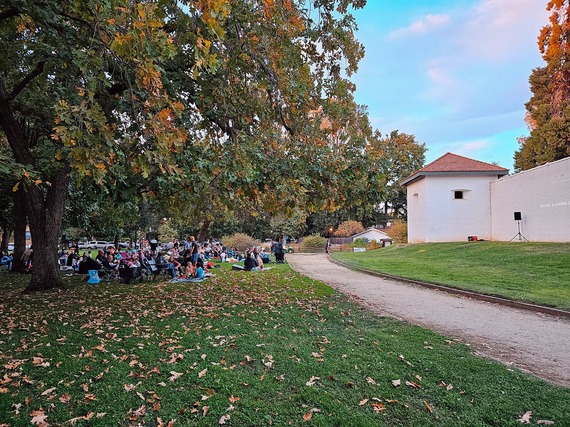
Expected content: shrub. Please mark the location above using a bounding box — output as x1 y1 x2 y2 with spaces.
350 238 370 248
366 240 382 250
334 220 364 237
387 220 408 243
300 234 327 252
221 233 257 251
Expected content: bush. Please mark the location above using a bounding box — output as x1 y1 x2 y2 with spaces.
366 240 382 250
221 233 257 251
350 238 370 248
387 220 407 243
300 234 327 252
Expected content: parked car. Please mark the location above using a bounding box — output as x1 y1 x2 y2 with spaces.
78 241 89 249
89 241 110 249
8 243 14 252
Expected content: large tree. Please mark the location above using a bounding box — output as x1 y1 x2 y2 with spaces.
0 0 369 291
515 0 570 170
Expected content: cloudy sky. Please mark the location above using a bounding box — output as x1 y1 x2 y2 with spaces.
350 0 549 171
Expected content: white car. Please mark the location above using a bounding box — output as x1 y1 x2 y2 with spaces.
8 243 14 252
78 241 89 249
89 241 110 249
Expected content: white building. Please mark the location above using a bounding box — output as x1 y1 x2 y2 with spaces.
402 153 570 243
351 227 391 243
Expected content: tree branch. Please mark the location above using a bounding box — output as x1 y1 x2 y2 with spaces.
8 61 46 101
0 7 18 22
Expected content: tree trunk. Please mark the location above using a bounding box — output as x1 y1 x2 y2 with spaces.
24 166 70 292
0 229 9 252
12 187 28 273
197 219 211 243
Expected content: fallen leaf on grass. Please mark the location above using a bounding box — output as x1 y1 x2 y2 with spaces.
303 408 320 421
366 377 377 385
306 376 320 386
423 401 433 413
359 399 369 406
169 371 183 381
372 402 385 413
405 380 421 389
67 412 94 424
30 409 48 426
518 411 532 424
219 414 230 424
198 368 208 378
392 379 401 387
229 395 240 403
537 420 555 425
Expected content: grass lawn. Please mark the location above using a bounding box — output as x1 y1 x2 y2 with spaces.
0 264 569 426
332 242 570 311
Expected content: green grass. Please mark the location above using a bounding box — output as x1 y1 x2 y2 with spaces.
0 264 569 426
332 242 570 311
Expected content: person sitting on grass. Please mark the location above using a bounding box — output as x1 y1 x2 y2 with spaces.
244 251 259 271
194 259 205 279
156 252 177 278
1 251 13 271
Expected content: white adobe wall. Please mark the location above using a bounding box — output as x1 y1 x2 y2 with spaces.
490 157 570 242
421 175 494 242
406 179 426 243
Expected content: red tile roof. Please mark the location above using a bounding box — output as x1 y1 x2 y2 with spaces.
401 153 509 186
419 152 509 173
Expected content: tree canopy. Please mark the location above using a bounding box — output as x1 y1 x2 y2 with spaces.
0 0 371 291
515 0 570 170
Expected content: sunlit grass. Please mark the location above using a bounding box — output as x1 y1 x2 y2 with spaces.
332 242 570 310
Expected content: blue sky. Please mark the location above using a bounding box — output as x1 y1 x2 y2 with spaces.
350 0 549 171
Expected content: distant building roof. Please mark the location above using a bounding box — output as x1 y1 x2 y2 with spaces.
401 153 509 186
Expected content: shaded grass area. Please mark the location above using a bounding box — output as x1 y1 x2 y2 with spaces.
0 264 569 426
332 242 570 311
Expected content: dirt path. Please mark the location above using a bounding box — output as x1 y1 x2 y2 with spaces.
286 253 570 388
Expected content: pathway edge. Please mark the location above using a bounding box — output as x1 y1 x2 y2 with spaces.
327 255 570 320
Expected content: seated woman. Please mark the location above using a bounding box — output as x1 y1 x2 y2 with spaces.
156 252 177 278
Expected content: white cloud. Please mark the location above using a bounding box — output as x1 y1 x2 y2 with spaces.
389 14 450 39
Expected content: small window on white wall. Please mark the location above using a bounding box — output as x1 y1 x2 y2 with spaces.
454 190 464 199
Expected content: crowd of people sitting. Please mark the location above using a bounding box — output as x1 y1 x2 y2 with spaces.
54 236 286 282
58 235 220 282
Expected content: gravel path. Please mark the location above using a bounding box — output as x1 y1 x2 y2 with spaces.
286 253 570 388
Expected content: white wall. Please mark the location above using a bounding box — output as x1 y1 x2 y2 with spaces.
490 157 570 242
353 229 389 242
421 176 493 242
406 179 426 243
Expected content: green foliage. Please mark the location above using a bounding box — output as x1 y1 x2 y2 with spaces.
350 237 369 248
221 232 257 250
300 234 327 252
387 220 408 243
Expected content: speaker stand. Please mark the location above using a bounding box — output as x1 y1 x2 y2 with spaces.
510 220 528 242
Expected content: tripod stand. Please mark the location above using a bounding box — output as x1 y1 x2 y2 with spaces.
510 219 528 242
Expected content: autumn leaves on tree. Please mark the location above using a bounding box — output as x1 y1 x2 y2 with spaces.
515 0 570 171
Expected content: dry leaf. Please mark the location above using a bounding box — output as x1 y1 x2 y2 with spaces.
219 414 230 424
518 411 532 424
366 377 377 385
537 421 555 425
41 387 56 396
303 411 313 422
229 395 240 403
169 371 183 381
372 402 385 413
405 380 421 389
198 368 208 378
392 379 401 387
423 400 433 413
30 409 48 426
306 376 320 387
359 399 369 406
